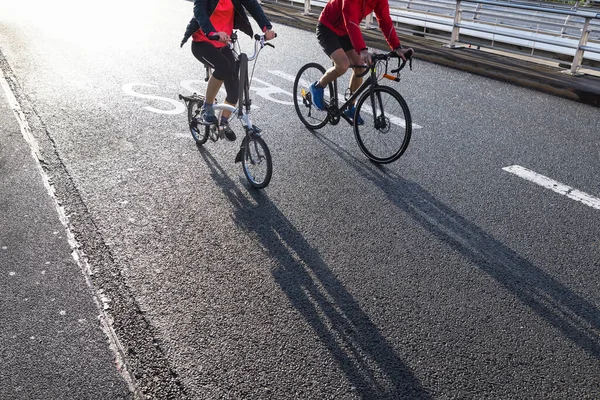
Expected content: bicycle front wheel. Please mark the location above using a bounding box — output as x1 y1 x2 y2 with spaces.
187 100 209 145
293 63 332 130
354 86 412 164
242 135 272 189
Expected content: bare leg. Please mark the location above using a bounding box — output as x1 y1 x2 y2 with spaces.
221 100 236 120
318 48 350 87
205 77 235 121
347 49 366 103
205 75 223 104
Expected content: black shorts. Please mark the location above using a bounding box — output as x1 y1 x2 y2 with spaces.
316 22 355 57
191 41 239 104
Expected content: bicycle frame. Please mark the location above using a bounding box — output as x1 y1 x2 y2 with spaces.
294 50 413 164
179 32 275 188
326 51 411 126
329 72 377 125
202 33 270 138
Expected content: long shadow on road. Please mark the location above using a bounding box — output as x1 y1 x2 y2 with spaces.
311 133 600 361
197 147 432 399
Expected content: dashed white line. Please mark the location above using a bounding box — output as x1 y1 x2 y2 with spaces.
503 165 600 210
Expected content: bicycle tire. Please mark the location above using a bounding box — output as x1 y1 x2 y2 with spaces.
354 86 412 164
187 100 209 145
241 135 272 189
293 63 333 130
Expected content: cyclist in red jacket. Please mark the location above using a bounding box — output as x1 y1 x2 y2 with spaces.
310 0 413 124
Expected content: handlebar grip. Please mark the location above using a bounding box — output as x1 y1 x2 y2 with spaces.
208 32 238 42
254 32 277 40
390 48 414 73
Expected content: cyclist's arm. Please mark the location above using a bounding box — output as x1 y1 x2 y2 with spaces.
241 0 273 33
373 0 401 51
341 0 367 53
193 0 218 37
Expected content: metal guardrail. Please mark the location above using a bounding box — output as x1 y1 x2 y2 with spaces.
449 0 600 74
281 0 600 74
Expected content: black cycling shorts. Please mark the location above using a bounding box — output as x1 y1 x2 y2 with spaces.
191 41 239 104
316 22 355 57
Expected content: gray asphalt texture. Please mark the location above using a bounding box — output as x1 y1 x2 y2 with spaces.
0 75 132 398
1 0 599 399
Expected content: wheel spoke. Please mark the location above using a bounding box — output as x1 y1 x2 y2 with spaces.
293 63 331 130
242 136 272 188
187 100 208 145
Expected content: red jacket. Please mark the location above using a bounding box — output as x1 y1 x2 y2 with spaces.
192 0 235 48
319 0 401 52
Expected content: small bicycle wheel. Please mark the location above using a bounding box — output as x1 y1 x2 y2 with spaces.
242 135 272 189
354 86 412 164
293 63 333 130
187 100 209 145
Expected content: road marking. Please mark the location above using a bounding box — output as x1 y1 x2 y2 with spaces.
122 83 185 115
502 165 600 210
268 70 422 129
250 78 294 105
1 70 139 393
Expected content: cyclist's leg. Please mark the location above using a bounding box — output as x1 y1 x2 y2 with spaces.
219 46 239 123
344 47 366 125
320 49 350 86
205 77 223 106
346 48 365 97
316 23 350 87
311 24 350 110
191 42 229 123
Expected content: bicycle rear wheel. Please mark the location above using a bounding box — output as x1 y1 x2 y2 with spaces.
293 63 332 130
187 99 209 145
241 135 272 189
354 86 412 164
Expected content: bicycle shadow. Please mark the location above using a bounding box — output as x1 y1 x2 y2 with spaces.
311 133 600 360
196 146 432 399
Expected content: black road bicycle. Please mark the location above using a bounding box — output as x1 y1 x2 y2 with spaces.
179 32 274 189
293 50 414 164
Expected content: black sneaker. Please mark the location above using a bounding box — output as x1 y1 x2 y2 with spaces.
221 123 236 141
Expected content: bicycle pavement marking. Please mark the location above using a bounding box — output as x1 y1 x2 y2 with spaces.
120 70 423 131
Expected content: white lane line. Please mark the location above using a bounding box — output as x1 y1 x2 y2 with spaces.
503 165 600 210
268 70 422 129
0 70 139 393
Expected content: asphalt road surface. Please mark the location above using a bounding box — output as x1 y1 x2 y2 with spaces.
1 0 599 398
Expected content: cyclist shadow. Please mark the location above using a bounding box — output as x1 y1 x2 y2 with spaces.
311 133 600 360
197 148 433 399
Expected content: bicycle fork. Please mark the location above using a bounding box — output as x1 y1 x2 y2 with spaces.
234 113 263 163
368 87 390 132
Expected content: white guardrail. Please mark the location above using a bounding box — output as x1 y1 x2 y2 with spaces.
277 0 600 74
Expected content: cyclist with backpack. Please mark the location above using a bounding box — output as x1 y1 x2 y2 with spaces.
310 0 413 125
181 0 276 141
